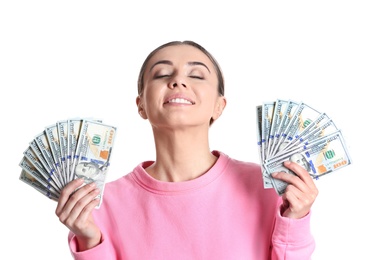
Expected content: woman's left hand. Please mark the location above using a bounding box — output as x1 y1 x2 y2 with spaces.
272 161 319 219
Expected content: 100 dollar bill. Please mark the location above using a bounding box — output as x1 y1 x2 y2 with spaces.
71 119 117 208
264 130 352 195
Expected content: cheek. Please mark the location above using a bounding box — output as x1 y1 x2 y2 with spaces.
143 85 158 102
201 89 221 108
202 98 220 118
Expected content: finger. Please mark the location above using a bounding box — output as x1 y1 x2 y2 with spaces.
282 187 299 208
272 170 312 196
283 176 318 212
74 196 101 228
56 178 85 215
64 186 100 227
272 170 305 189
282 186 311 218
57 181 98 222
284 161 317 190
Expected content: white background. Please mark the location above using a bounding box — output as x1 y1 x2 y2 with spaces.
1 1 376 259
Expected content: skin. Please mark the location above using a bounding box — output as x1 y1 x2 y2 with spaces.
55 43 318 252
136 44 226 182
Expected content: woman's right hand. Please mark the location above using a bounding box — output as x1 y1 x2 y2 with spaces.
55 178 102 251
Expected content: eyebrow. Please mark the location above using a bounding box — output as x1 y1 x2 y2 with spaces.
149 60 211 73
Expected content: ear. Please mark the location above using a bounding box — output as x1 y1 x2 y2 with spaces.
211 96 227 121
136 96 148 120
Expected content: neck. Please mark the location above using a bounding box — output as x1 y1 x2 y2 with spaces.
145 127 217 182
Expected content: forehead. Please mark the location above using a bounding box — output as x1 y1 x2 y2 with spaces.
146 44 214 70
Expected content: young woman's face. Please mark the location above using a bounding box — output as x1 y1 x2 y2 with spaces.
138 44 225 130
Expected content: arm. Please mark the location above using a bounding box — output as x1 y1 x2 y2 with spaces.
270 161 318 259
270 208 315 260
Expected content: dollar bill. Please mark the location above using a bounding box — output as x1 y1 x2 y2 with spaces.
257 99 351 196
19 117 115 209
261 102 275 164
264 130 352 195
266 99 288 158
19 169 59 201
67 118 83 183
71 119 117 208
19 156 60 197
275 112 330 156
45 123 65 184
269 100 300 158
272 117 338 159
23 145 61 191
57 120 69 185
273 102 319 157
67 118 103 183
29 139 64 189
256 105 273 188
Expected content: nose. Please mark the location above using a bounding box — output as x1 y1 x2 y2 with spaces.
168 74 187 89
172 82 186 88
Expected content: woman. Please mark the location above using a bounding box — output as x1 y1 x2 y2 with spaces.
56 40 318 259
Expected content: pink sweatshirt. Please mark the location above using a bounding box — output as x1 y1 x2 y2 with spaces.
69 151 315 260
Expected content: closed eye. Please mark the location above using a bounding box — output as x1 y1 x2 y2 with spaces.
189 75 204 79
154 74 171 79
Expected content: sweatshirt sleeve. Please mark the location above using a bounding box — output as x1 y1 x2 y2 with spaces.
68 232 117 260
270 209 316 260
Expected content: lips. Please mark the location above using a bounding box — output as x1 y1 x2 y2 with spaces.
165 98 194 104
163 95 195 105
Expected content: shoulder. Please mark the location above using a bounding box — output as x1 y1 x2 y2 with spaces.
214 150 262 175
213 150 265 190
214 150 281 203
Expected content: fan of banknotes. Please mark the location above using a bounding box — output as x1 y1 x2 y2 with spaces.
19 118 117 208
256 99 352 195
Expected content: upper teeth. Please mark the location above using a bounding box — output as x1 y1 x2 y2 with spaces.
168 98 192 104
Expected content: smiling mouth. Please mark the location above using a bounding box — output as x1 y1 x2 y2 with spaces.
165 98 195 105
